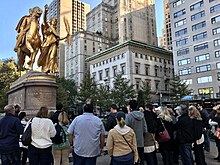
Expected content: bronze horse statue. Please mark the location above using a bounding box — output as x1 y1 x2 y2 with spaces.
15 7 42 70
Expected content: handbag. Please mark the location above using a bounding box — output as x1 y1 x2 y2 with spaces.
157 119 170 143
21 118 33 146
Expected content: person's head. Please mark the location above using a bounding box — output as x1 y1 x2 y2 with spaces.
214 104 220 116
4 104 15 115
110 104 117 113
188 105 201 120
18 112 26 121
48 111 55 119
139 107 144 112
84 104 93 113
50 18 57 26
36 106 48 118
14 104 21 114
56 103 63 111
157 107 173 122
116 111 126 128
175 104 188 116
145 104 153 111
154 106 162 115
58 111 69 125
129 100 138 111
85 98 92 104
196 103 203 111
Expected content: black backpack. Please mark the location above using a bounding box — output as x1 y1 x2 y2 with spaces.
51 123 66 144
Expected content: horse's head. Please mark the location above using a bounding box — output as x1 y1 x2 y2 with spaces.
31 6 42 18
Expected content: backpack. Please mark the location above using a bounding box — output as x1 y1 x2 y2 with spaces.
104 113 117 131
51 123 66 144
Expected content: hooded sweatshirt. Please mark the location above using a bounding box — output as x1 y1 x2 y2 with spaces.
107 124 139 163
125 111 148 147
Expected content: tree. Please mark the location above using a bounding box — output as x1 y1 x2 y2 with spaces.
96 83 111 114
77 73 97 104
111 74 136 107
170 75 192 101
140 80 152 103
0 58 19 112
137 90 145 108
56 77 77 109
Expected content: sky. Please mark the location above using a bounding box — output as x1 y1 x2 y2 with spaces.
0 0 164 60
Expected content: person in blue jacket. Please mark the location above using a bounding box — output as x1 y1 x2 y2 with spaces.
0 104 24 165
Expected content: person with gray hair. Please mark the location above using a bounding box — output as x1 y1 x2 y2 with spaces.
0 104 24 165
174 104 194 165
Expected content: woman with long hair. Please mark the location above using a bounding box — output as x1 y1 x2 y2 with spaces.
156 107 174 165
188 106 207 165
52 111 70 165
107 111 139 165
27 106 56 165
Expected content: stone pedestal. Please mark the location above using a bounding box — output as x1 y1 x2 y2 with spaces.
7 71 57 116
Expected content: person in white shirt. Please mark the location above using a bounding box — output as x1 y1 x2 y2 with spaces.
27 106 56 165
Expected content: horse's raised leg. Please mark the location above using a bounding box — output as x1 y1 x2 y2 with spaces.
29 48 39 70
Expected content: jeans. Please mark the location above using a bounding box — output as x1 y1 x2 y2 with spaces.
0 149 21 165
159 148 174 165
52 147 70 165
111 152 134 165
179 143 194 165
73 151 97 165
144 151 158 165
203 130 210 152
194 143 207 165
28 145 53 165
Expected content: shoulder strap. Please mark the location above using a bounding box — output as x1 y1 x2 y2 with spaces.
160 118 166 130
122 135 134 153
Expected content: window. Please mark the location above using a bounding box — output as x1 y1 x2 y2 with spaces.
105 69 109 77
135 63 140 74
191 11 205 21
192 21 206 31
174 19 186 28
213 27 220 35
209 0 215 2
145 65 149 75
198 87 213 94
193 31 207 41
218 72 220 80
135 79 141 90
214 39 220 47
178 58 190 66
173 0 185 8
113 66 117 76
215 50 220 58
211 15 220 24
177 48 189 56
155 81 159 90
176 38 188 47
195 53 210 62
217 62 220 69
190 1 204 11
174 9 186 18
210 4 220 13
135 53 138 58
121 64 125 74
99 71 102 80
196 64 211 73
175 28 187 37
179 68 192 75
194 42 208 51
155 68 158 77
197 76 212 83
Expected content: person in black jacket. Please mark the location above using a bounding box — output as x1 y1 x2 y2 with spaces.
105 104 118 132
0 104 24 165
51 103 64 124
174 104 194 165
188 106 207 165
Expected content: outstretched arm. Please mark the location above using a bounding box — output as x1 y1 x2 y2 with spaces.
43 5 48 25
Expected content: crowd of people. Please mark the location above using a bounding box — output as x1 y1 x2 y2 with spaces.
0 100 220 165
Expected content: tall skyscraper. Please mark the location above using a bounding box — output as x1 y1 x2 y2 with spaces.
47 0 90 77
160 0 173 51
86 0 158 46
169 0 220 98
